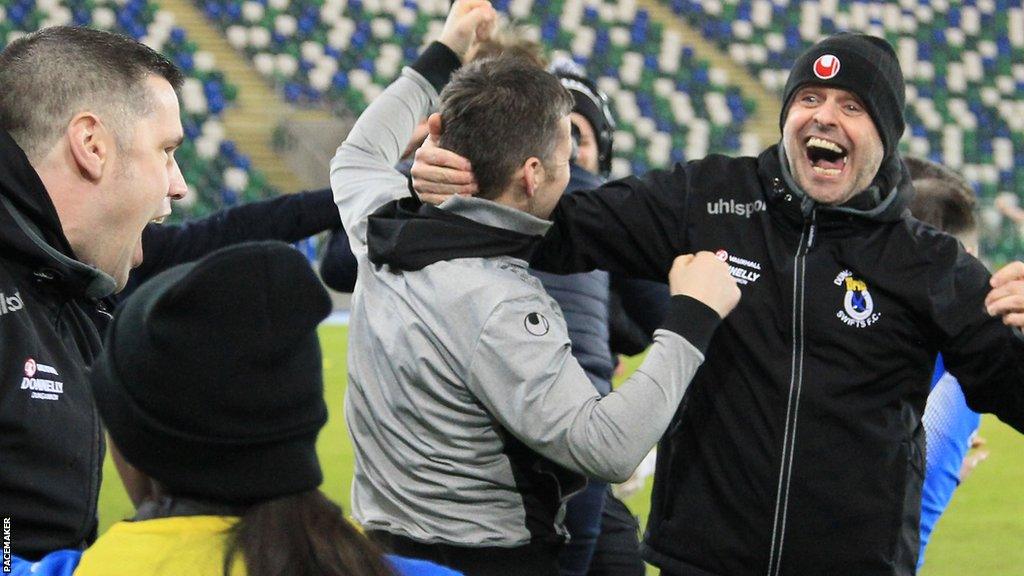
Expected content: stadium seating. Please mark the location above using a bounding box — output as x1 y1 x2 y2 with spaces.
0 0 277 221
198 0 760 177
665 0 1024 186
664 0 1024 262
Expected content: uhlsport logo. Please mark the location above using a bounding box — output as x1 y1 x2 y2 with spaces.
706 198 766 218
813 54 841 80
0 289 24 318
834 270 880 328
524 312 550 336
21 357 64 401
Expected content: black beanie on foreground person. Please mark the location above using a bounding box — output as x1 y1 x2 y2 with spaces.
780 32 906 160
89 241 332 504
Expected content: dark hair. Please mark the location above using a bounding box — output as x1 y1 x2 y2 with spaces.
437 56 574 199
0 26 184 160
904 156 977 236
224 490 396 576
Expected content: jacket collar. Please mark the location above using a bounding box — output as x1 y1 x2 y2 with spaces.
438 194 552 236
757 143 911 228
367 195 550 271
0 130 117 298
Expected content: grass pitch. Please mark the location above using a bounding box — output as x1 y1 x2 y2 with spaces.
98 325 1024 574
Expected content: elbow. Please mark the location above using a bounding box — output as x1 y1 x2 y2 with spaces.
580 457 635 484
603 461 635 484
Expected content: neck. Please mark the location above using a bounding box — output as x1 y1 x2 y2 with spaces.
482 187 543 219
34 155 93 262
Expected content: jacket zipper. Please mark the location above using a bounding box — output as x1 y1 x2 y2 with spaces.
767 205 816 576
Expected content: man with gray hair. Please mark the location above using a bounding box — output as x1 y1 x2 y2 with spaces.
0 26 187 559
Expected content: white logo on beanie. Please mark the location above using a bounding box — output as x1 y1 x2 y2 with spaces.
813 54 841 80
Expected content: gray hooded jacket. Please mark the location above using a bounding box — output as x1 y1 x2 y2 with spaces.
331 57 719 547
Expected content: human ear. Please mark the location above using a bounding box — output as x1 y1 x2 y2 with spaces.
522 157 545 198
66 113 110 181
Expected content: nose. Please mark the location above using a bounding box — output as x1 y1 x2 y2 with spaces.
168 159 188 201
812 99 839 128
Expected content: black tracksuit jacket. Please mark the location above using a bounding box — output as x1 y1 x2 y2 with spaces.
532 145 1024 576
0 131 112 559
1 121 338 558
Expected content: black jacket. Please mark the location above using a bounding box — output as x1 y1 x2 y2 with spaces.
533 145 1024 576
0 131 112 559
118 188 339 303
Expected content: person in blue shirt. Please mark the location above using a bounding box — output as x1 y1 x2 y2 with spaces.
904 155 989 571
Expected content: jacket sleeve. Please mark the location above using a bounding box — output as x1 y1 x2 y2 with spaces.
607 288 654 357
611 274 672 339
132 188 338 285
330 43 459 257
465 292 720 482
319 228 359 293
932 247 1024 433
530 163 693 281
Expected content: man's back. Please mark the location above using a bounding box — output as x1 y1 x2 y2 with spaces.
346 199 584 546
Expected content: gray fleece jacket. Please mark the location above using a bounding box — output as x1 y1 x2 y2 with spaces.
330 52 719 547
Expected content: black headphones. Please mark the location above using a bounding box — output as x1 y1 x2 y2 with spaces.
553 70 617 178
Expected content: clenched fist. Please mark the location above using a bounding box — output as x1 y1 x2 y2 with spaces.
668 252 741 319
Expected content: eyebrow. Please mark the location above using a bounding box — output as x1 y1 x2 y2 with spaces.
839 93 867 107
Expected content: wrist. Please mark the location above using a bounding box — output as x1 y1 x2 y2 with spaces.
410 41 463 94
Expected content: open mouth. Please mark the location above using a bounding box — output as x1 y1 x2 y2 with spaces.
805 136 848 177
150 214 169 224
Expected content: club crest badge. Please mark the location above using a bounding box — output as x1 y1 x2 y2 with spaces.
834 270 880 328
813 54 841 80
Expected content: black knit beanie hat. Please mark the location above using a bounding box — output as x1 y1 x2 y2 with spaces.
89 241 332 504
780 32 906 160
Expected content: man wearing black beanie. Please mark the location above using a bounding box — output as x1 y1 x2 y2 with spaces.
778 31 905 207
412 31 1024 576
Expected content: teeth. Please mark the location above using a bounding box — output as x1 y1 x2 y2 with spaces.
807 137 844 154
813 166 842 176
151 216 166 224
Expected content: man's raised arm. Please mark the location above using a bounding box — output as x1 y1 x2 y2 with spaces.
330 1 495 253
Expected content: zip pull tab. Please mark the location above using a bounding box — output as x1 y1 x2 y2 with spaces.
806 208 818 251
800 195 815 218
